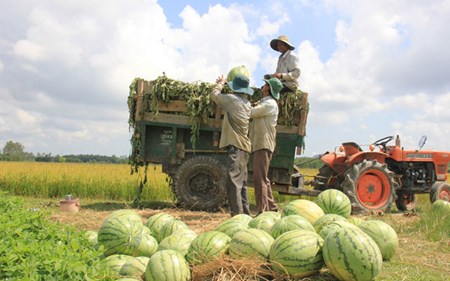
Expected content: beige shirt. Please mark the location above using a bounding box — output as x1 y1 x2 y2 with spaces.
210 83 252 153
249 96 278 153
276 50 301 91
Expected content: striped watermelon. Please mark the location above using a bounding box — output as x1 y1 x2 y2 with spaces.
348 216 364 227
84 230 98 246
214 219 249 239
102 254 134 276
157 219 189 242
313 214 347 234
271 215 315 239
131 233 158 257
432 199 450 212
186 231 231 265
316 189 352 218
145 249 190 281
282 199 325 224
98 215 145 256
269 230 324 277
119 256 149 279
323 225 382 281
318 220 356 240
248 213 280 234
358 220 398 261
106 210 143 223
228 228 274 259
228 213 253 224
145 213 175 242
158 229 198 256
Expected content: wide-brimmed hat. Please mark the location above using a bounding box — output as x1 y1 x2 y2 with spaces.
263 78 283 100
227 74 254 96
270 35 295 51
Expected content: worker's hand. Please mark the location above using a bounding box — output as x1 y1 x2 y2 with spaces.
263 74 272 79
216 75 226 84
273 73 283 79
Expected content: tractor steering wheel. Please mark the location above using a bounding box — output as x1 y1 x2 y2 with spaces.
373 136 394 151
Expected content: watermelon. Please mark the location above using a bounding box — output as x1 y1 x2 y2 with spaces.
106 210 143 223
228 213 253 224
119 256 149 279
157 219 190 242
318 220 357 240
269 230 324 277
432 199 450 212
313 214 347 234
214 219 249 239
348 216 364 227
316 189 352 218
131 233 158 257
186 231 231 265
145 213 175 241
248 213 280 234
282 199 325 224
158 229 198 256
84 230 98 246
358 220 398 261
323 225 382 281
97 215 145 256
145 249 190 281
271 215 315 239
102 254 135 276
227 65 250 82
228 228 274 259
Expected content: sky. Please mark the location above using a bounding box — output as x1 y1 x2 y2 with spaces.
1 0 449 157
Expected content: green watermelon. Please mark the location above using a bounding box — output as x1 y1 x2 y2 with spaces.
318 220 357 240
228 228 274 259
145 213 175 242
271 215 315 239
157 219 189 242
214 219 249 239
358 220 398 261
227 65 250 82
323 225 382 281
84 230 98 246
248 213 279 234
269 230 324 278
282 199 325 224
102 254 134 276
316 189 352 218
348 216 364 227
119 256 149 279
432 199 450 212
145 250 190 281
313 214 347 234
131 233 158 257
186 231 231 265
228 213 253 224
106 210 143 223
158 229 198 256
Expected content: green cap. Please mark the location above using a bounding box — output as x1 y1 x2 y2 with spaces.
227 74 254 95
263 77 283 100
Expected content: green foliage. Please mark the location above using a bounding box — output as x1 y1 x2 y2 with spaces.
1 140 34 161
414 203 450 242
294 157 324 169
0 193 113 280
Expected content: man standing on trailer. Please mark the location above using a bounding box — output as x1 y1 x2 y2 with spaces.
250 77 283 215
210 74 254 217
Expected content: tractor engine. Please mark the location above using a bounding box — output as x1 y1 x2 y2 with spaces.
387 160 435 189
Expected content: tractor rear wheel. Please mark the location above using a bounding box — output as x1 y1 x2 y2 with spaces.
173 156 227 211
395 192 418 211
341 160 396 214
430 181 450 203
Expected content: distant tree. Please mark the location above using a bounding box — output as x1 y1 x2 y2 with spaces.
2 141 30 161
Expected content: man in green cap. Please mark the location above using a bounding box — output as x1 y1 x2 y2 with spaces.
250 77 283 215
265 35 300 93
211 73 254 217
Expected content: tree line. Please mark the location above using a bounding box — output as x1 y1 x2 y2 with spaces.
1 140 128 164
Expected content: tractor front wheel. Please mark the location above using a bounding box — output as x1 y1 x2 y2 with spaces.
430 181 450 203
341 160 396 214
395 192 418 211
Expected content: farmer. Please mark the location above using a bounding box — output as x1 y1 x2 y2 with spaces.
265 35 300 93
250 77 283 215
210 74 253 217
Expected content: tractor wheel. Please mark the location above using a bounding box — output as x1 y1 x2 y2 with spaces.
430 181 450 203
173 156 227 211
395 192 418 212
341 160 396 214
313 165 339 191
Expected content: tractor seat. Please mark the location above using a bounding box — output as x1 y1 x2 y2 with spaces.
342 142 362 156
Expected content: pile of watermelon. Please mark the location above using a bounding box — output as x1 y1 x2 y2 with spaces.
86 189 399 280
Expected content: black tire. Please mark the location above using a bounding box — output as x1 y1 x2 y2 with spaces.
173 156 227 211
341 160 397 214
313 165 339 191
430 181 450 203
395 192 418 211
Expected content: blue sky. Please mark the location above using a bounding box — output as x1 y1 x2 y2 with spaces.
0 0 449 157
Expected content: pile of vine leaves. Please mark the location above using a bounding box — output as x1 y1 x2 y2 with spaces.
127 74 307 175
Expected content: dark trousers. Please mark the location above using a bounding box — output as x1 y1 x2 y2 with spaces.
226 145 250 216
252 149 277 213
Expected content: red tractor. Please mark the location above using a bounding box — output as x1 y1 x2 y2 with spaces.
313 135 450 213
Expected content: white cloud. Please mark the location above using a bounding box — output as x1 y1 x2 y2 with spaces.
13 40 45 61
256 15 289 37
0 60 4 72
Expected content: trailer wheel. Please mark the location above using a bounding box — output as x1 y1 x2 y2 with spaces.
341 160 396 214
173 156 227 211
395 192 418 211
430 181 450 203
